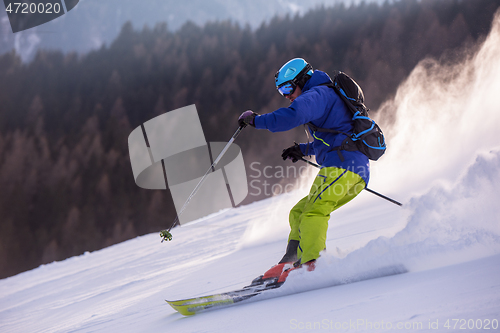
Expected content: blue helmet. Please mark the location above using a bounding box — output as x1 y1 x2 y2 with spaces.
275 58 313 96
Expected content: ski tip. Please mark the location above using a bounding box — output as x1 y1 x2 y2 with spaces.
166 296 235 316
166 300 196 316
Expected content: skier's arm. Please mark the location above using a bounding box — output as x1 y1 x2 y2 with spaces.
254 89 327 132
254 105 304 132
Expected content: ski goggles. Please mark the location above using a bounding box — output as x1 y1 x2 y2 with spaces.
277 81 296 96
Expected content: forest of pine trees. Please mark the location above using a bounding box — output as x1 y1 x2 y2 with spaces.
0 0 499 278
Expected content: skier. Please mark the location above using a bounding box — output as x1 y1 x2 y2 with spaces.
238 58 370 283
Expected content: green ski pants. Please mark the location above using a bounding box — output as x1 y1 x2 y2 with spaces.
288 167 366 263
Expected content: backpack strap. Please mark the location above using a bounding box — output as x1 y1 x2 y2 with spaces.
306 121 348 136
306 122 350 162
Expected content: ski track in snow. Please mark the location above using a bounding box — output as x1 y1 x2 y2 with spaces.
2 9 500 333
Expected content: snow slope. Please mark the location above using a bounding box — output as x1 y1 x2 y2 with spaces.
1 9 500 333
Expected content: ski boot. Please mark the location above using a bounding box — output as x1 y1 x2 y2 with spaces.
247 240 300 287
247 262 294 287
277 259 316 283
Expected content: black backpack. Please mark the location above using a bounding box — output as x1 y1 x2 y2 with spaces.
307 71 386 161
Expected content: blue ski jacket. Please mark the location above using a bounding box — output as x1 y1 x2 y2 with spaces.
254 70 370 184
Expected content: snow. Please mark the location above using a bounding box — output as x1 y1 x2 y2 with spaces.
1 9 500 333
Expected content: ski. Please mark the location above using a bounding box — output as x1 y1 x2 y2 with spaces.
166 278 282 316
167 264 407 316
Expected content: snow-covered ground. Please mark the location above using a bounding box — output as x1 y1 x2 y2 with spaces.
1 162 499 333
1 10 500 333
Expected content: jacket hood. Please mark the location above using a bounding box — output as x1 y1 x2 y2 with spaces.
302 70 332 92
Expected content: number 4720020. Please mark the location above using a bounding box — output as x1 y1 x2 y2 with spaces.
444 319 498 330
5 2 62 14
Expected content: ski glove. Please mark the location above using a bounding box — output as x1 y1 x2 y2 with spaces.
281 143 304 163
238 110 258 127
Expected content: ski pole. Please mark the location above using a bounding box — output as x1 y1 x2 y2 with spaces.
160 124 247 242
298 157 402 207
363 187 402 206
